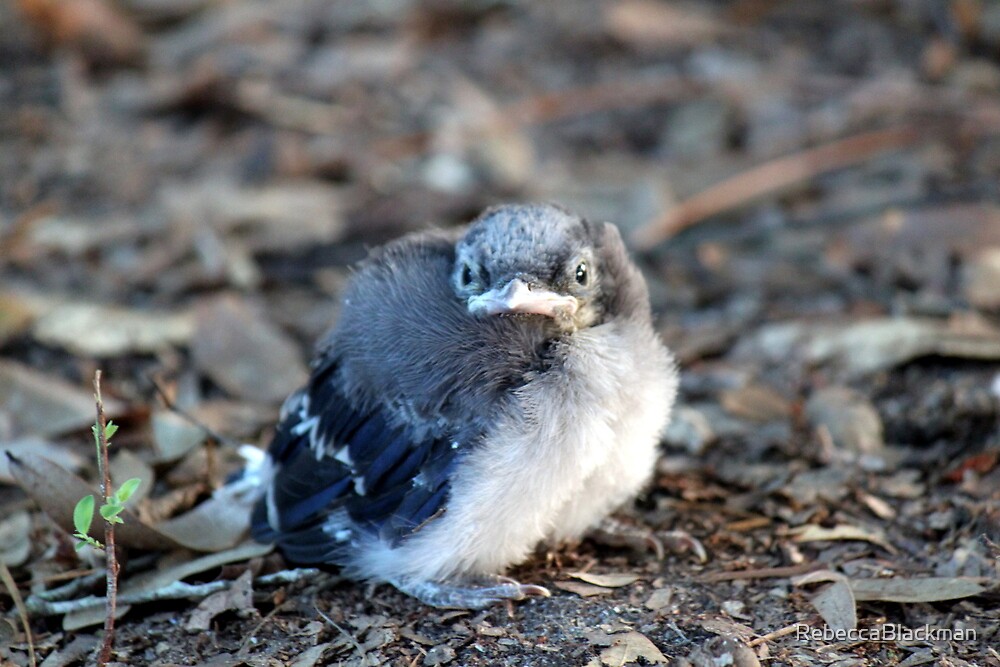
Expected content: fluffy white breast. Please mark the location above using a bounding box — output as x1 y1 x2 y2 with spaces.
345 319 677 585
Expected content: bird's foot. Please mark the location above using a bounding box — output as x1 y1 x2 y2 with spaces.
589 517 707 563
391 575 551 609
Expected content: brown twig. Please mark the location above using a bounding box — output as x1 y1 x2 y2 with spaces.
632 124 923 249
147 373 238 448
35 568 102 584
747 621 811 647
93 370 119 667
0 560 36 667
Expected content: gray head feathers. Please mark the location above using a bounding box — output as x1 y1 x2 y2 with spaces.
454 204 651 328
327 204 652 438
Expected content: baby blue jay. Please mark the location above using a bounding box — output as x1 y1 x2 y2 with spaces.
249 204 678 608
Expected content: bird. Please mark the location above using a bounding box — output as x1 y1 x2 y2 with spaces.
247 203 679 609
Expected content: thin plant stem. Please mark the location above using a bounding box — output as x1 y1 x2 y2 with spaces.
93 371 119 667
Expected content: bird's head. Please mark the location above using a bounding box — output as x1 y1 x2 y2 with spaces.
452 204 649 331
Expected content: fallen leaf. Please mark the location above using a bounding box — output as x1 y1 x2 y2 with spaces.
13 449 249 552
0 438 83 483
14 214 138 257
662 405 716 454
184 570 255 631
0 361 123 438
806 386 884 455
399 628 435 645
700 617 755 641
0 512 31 567
737 317 1000 377
782 468 851 506
599 631 668 666
361 627 396 653
582 628 619 648
153 482 255 552
7 452 181 551
423 644 456 666
567 571 641 588
160 178 344 252
553 580 613 597
856 491 897 520
793 571 857 632
476 625 505 637
290 643 332 667
150 410 206 462
850 577 992 603
191 295 307 403
724 517 772 532
140 482 204 525
32 302 194 356
644 587 673 611
789 523 896 554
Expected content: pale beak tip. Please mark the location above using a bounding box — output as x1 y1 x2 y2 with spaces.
468 279 578 318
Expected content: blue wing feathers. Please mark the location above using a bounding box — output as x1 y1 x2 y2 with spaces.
276 522 345 564
355 429 412 492
267 410 305 464
379 442 431 490
391 482 450 532
411 484 450 526
250 356 466 561
345 485 409 526
280 475 352 529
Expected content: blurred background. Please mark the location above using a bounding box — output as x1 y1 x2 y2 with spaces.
1 0 999 664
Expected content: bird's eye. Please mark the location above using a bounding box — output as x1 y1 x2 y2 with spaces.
461 263 474 287
575 261 589 285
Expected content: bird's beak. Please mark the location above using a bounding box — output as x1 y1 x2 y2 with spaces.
467 278 578 318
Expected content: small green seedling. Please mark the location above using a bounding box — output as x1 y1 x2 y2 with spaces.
72 420 141 550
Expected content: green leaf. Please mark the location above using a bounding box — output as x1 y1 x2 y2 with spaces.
73 495 95 535
114 477 142 505
74 540 88 551
100 503 124 522
104 421 118 441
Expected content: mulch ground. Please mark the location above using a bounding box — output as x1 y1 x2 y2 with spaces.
2 1 999 665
